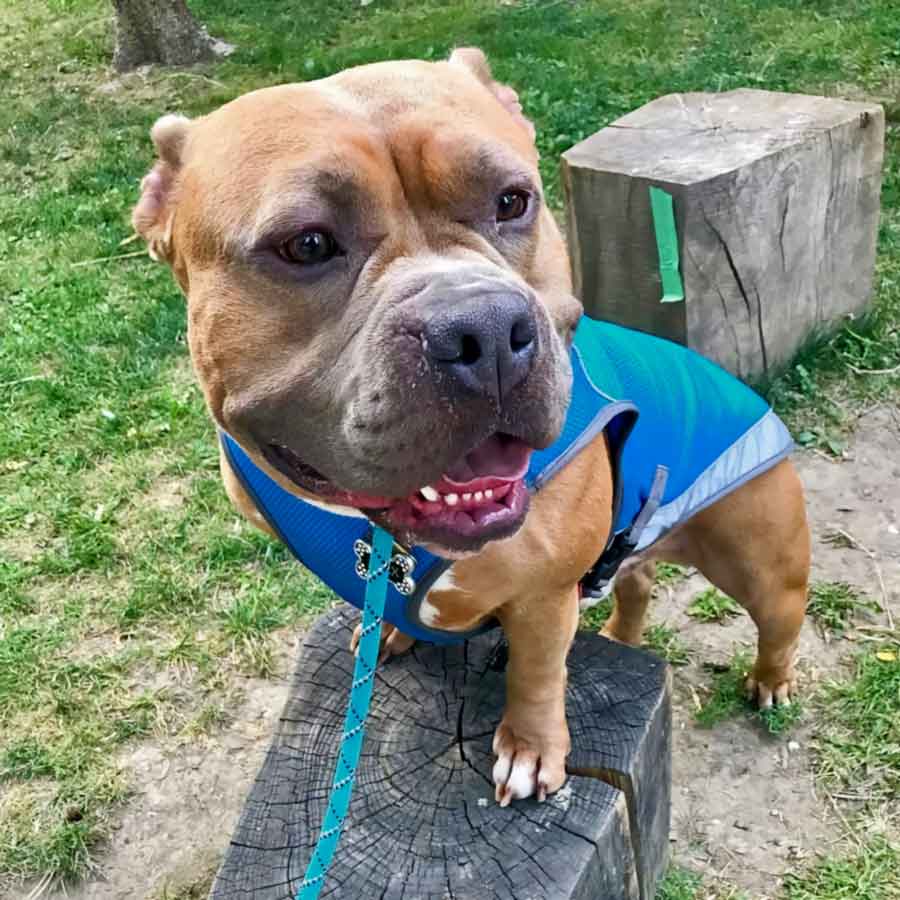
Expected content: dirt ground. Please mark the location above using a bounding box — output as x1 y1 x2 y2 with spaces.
27 408 900 900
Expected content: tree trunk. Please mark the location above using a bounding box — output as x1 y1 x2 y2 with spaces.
112 0 229 72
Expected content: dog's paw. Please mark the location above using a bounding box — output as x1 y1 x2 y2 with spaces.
491 718 568 807
745 664 797 709
349 622 415 664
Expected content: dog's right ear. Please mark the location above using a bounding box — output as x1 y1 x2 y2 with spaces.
132 114 191 265
449 47 536 143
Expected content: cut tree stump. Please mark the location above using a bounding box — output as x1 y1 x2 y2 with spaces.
209 606 671 900
562 89 885 379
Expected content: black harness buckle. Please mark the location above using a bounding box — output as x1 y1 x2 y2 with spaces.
579 531 637 599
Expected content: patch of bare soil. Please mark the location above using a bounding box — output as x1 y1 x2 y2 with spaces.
32 637 295 900
143 476 190 512
27 410 899 900
0 534 43 564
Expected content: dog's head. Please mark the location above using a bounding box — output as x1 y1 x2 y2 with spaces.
133 49 582 555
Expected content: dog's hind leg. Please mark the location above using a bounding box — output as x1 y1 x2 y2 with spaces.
601 558 657 646
658 459 810 707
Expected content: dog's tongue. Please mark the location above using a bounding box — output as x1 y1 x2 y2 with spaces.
441 434 532 486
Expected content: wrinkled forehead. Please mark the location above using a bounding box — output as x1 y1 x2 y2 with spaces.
178 61 539 238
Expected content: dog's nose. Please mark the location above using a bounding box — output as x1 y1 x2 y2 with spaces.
424 294 537 404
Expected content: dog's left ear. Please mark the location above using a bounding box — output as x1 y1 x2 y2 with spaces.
449 47 536 142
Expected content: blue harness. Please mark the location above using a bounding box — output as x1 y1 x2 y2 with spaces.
222 316 793 644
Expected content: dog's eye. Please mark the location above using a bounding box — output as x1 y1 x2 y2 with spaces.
496 190 529 222
279 230 341 265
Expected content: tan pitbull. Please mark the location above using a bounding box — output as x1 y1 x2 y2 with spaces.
133 48 810 807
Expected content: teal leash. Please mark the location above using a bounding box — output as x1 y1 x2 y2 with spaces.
297 526 395 900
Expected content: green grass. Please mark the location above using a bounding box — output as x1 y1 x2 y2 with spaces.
1 0 899 889
782 838 900 900
814 648 900 800
655 842 900 900
695 652 803 734
654 865 750 900
694 654 752 727
0 1 339 867
807 581 882 635
655 563 688 586
579 597 613 631
581 607 692 665
643 623 691 666
687 589 741 624
656 866 702 900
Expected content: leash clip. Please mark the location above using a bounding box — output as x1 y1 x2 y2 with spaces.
353 538 416 596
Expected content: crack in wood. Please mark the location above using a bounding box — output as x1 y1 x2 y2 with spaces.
824 130 836 241
703 210 769 374
683 240 741 375
752 286 769 373
519 807 600 851
820 128 839 327
717 284 743 378
456 697 469 764
778 190 791 271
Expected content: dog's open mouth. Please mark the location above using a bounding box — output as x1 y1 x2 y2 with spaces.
263 433 532 552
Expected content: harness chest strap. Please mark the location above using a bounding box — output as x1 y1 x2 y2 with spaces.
580 463 669 600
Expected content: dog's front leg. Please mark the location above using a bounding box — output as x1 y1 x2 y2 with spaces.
492 584 579 806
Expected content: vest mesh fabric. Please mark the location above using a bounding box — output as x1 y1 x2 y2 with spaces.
573 320 776 533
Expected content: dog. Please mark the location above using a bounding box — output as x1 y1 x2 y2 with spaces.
132 48 810 808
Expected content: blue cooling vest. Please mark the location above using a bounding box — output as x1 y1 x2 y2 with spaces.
222 317 793 645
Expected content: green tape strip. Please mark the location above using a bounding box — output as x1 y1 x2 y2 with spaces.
649 186 684 303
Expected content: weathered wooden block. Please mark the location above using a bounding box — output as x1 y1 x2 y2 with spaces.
562 89 885 378
210 605 672 900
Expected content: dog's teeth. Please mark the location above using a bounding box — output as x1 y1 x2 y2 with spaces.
444 493 459 506
474 491 484 502
462 493 472 501
420 485 439 502
484 489 493 499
